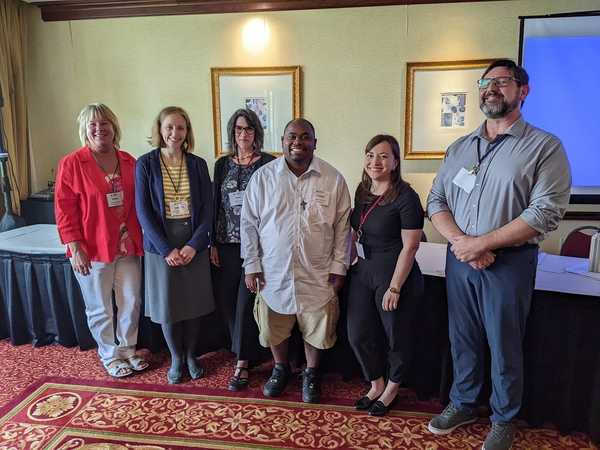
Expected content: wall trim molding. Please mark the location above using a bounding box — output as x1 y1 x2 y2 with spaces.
31 0 506 22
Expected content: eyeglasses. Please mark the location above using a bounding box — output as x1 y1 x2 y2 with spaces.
477 76 518 90
235 126 255 135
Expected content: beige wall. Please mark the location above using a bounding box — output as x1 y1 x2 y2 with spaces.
25 0 600 253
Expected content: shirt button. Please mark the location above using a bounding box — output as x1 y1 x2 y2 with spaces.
472 204 476 208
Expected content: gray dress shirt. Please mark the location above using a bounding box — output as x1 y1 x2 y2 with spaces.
427 116 571 243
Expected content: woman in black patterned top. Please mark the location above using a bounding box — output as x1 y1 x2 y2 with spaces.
210 109 275 391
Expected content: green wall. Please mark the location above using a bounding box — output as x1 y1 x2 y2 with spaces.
25 0 600 252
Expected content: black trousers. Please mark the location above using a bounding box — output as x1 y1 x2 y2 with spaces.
347 250 423 383
211 243 264 361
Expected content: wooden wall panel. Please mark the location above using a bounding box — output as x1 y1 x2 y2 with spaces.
31 0 504 22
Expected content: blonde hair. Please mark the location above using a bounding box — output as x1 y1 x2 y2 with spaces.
149 106 195 152
77 103 121 147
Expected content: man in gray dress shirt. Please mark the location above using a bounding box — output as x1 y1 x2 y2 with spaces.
426 59 571 450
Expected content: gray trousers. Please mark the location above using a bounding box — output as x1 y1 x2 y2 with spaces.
446 244 538 423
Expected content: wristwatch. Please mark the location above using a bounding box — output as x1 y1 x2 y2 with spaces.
388 286 400 294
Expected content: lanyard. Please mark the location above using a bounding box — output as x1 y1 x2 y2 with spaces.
234 153 258 190
92 150 121 193
470 135 507 175
358 195 383 235
160 153 184 195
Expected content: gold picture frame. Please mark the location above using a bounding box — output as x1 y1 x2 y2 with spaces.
211 66 301 157
404 59 496 160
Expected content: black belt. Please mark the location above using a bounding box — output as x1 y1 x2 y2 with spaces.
494 243 538 255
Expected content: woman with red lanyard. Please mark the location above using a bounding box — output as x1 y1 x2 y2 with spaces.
347 134 424 416
55 103 147 378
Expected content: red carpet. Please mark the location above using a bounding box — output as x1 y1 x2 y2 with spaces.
0 377 596 449
0 340 596 449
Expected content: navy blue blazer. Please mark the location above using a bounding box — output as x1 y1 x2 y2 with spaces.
135 148 212 257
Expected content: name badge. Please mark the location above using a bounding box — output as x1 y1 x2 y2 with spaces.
314 190 330 206
228 190 244 207
355 241 366 259
169 199 190 217
452 167 476 194
106 191 124 208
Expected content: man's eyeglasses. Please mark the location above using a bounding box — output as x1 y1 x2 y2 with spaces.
235 126 255 135
477 76 518 90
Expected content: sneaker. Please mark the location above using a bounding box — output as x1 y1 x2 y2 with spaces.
482 422 516 450
427 403 477 435
263 363 290 397
301 368 320 403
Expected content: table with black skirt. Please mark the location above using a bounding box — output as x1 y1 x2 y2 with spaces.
0 225 227 354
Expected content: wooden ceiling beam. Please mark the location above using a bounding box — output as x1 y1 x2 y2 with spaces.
31 0 504 22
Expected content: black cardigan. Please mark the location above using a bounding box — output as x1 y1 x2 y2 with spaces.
211 152 276 245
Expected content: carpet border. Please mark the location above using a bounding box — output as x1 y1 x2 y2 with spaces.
44 428 302 450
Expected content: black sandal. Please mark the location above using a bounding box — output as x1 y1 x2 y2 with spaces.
228 366 249 391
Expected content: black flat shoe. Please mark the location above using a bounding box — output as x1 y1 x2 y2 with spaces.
354 395 377 411
228 367 249 391
368 397 398 417
188 361 205 380
368 400 389 416
167 365 183 384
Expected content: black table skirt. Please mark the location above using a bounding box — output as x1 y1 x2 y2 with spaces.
0 251 95 349
0 250 598 443
0 251 227 355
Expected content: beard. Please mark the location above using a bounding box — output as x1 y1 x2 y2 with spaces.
480 94 520 119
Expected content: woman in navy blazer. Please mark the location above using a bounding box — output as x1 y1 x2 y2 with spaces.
135 106 215 383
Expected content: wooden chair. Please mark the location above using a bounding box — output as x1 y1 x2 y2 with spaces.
560 226 600 258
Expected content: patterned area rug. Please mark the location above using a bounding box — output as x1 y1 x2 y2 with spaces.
0 377 596 450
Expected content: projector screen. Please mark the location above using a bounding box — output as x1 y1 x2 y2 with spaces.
519 12 600 204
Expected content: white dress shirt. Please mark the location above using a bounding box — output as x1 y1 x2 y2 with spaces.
241 156 351 314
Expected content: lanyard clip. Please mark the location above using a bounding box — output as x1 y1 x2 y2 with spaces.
469 164 480 175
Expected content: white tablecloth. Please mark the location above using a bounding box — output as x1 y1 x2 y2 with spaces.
0 224 65 255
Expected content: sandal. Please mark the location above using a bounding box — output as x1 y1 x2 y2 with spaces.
105 359 133 378
228 365 249 391
127 354 149 372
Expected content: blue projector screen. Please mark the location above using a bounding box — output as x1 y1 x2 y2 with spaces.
521 14 600 202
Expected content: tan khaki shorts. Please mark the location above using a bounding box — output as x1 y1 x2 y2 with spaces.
253 294 339 350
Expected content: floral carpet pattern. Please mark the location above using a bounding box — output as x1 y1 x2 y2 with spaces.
0 341 597 449
0 377 597 450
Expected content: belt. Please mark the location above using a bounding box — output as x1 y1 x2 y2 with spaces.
494 243 538 255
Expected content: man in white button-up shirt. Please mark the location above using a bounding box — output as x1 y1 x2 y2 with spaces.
240 118 351 403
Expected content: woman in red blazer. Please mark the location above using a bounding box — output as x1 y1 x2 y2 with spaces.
55 103 148 378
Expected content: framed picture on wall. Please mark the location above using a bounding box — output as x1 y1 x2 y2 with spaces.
210 66 301 157
404 59 496 160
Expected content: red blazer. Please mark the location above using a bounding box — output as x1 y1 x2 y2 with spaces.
55 146 143 263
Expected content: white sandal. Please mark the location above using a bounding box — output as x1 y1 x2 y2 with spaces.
127 355 149 371
105 359 133 378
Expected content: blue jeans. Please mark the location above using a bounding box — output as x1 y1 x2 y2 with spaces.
446 244 538 422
